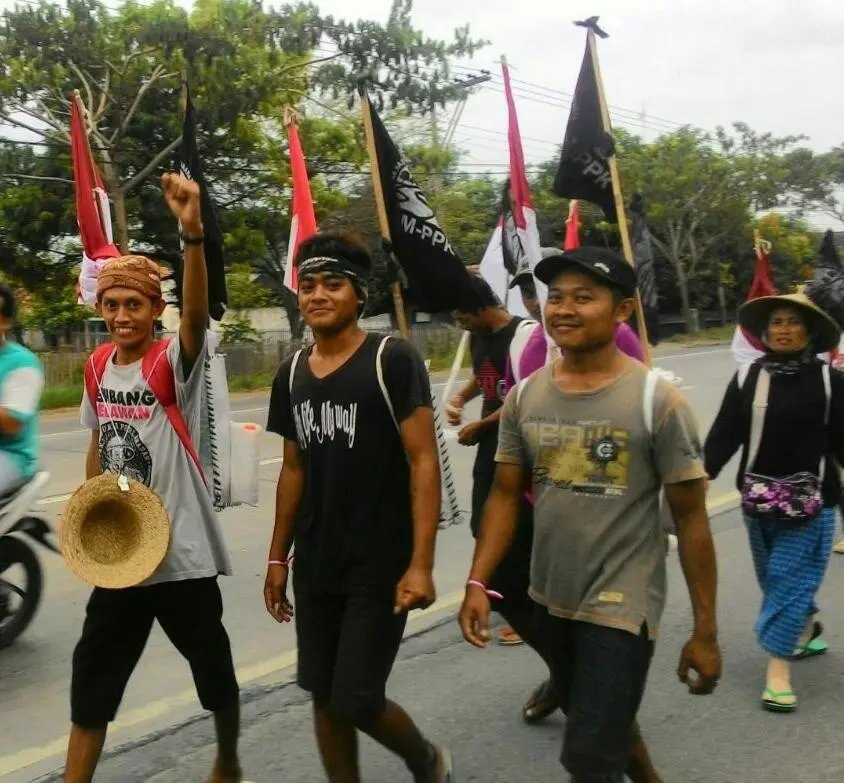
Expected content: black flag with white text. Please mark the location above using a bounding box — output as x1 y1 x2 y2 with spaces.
364 94 482 313
551 38 617 222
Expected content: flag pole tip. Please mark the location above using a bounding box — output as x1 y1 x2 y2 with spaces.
574 16 609 38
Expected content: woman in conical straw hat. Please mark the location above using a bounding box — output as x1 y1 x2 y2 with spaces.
704 285 844 713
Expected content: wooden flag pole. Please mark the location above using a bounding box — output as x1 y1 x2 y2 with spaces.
585 30 653 367
358 86 412 339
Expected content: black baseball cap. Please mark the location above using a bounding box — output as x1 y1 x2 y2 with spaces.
534 246 637 298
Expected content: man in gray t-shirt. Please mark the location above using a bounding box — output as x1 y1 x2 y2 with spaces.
63 174 244 783
459 247 721 783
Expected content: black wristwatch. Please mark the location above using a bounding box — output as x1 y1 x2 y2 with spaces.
182 234 205 246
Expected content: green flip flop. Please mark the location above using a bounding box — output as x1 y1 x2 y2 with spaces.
762 687 797 713
794 621 828 660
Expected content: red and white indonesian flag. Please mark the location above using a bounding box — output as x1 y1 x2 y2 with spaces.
71 94 120 305
731 238 776 364
283 119 317 293
479 61 543 319
564 199 580 251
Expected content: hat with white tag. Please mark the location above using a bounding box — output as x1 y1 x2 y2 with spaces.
59 472 171 589
534 246 637 298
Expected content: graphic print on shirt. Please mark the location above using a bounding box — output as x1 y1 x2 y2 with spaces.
477 358 506 404
94 387 155 422
292 398 359 450
99 419 153 486
524 418 631 497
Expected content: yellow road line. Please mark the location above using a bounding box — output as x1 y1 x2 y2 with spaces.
0 492 741 777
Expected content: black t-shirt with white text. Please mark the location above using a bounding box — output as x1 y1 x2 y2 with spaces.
267 334 432 596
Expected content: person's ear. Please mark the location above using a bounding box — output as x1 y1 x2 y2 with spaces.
615 297 636 324
153 297 167 318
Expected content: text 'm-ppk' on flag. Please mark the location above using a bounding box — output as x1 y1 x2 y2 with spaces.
730 236 777 365
70 93 121 305
178 81 228 322
551 35 617 222
283 117 317 294
478 60 542 319
361 89 482 314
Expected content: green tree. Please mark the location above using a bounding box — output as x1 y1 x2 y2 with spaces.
0 0 486 281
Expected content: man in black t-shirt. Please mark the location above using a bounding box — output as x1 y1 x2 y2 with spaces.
448 276 533 649
265 230 454 783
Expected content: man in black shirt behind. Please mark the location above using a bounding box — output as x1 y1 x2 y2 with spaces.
265 230 454 782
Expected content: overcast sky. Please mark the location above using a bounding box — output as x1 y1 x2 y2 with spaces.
3 0 843 227
312 0 844 227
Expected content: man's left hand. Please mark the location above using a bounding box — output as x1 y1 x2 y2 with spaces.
458 420 485 446
161 172 202 233
677 632 721 695
394 565 436 614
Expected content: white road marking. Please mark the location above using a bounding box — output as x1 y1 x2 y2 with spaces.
655 347 730 361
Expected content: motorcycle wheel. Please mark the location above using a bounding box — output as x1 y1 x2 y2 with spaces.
0 536 43 649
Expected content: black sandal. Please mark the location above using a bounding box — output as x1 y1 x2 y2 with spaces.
522 678 559 724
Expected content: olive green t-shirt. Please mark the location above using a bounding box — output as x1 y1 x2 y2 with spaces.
495 361 706 638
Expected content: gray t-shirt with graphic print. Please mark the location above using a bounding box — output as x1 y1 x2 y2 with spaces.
80 337 232 585
496 361 706 639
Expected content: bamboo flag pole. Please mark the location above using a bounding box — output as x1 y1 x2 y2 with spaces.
358 85 412 339
584 29 653 368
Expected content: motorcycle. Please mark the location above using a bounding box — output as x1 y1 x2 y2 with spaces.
0 471 58 648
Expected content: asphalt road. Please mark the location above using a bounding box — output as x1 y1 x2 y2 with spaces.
0 345 745 781
31 509 844 783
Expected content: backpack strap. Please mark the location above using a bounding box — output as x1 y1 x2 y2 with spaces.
508 319 538 386
376 335 400 433
141 339 206 483
642 369 660 437
737 362 752 390
83 343 116 416
288 348 304 396
746 367 771 471
515 377 529 407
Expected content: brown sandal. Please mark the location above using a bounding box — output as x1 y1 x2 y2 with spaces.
497 626 524 645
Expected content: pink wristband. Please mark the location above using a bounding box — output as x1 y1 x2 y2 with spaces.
466 579 503 600
269 557 294 567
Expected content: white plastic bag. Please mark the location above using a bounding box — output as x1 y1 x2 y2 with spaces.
229 421 262 506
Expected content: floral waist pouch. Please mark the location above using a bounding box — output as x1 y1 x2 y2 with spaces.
740 365 830 524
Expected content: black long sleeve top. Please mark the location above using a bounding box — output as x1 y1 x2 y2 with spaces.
704 361 844 506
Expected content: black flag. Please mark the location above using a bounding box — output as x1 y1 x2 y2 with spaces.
362 92 482 313
177 83 227 322
552 37 617 222
629 193 661 346
805 229 844 327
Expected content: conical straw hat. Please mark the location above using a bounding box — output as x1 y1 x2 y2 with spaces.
59 472 171 589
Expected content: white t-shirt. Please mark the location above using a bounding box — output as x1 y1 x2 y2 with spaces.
80 338 232 584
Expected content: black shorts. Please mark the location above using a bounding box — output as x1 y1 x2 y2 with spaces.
536 611 654 782
293 587 406 725
70 577 239 729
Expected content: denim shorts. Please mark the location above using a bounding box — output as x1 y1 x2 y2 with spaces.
535 611 655 783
